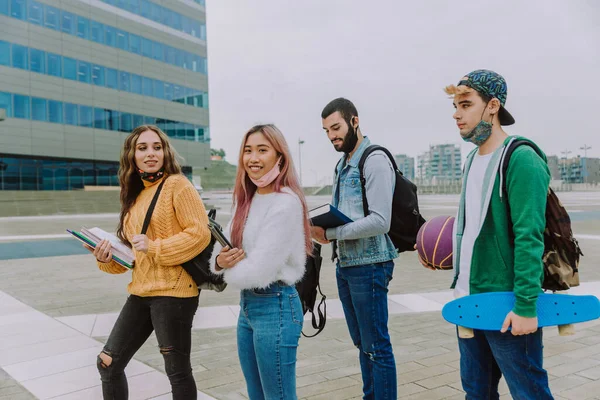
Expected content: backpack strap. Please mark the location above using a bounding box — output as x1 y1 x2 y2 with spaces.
500 140 542 239
357 145 400 217
302 282 326 338
141 178 167 235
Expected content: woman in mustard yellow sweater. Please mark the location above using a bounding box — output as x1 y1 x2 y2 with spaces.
84 125 211 400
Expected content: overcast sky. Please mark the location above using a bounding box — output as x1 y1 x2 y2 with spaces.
205 0 599 186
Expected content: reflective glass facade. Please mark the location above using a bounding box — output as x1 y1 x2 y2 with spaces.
0 91 210 142
0 154 193 190
2 0 207 74
100 0 206 40
1 41 208 108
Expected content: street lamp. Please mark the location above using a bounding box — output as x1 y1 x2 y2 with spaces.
580 144 592 184
298 139 305 187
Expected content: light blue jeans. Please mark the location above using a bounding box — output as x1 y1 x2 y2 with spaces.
237 282 303 400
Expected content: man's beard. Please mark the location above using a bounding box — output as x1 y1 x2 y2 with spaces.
336 122 359 154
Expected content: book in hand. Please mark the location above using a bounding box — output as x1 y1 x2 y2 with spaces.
309 203 353 229
67 227 135 269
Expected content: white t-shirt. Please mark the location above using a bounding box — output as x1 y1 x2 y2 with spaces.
454 152 494 297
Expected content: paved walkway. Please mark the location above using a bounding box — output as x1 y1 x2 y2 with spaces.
2 191 600 399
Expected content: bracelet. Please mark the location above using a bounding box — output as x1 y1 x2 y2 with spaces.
215 256 223 271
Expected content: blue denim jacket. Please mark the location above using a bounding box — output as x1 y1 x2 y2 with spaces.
332 138 398 267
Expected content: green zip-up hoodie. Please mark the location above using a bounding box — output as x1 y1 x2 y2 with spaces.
452 136 551 318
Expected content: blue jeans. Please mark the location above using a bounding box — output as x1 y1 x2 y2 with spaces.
336 261 396 400
237 282 303 400
458 328 553 399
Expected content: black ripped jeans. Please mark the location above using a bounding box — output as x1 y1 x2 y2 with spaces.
97 294 199 400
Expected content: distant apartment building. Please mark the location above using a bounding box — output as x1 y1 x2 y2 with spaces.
417 144 462 184
393 154 415 181
557 156 600 184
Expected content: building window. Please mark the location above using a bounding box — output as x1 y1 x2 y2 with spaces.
91 21 104 44
1 0 8 15
92 65 105 86
106 68 118 89
44 6 59 30
79 105 93 127
31 97 47 121
152 42 163 61
63 57 77 80
116 29 128 50
105 26 115 47
28 0 43 25
77 16 90 39
29 48 45 73
0 41 9 66
10 0 26 20
47 53 62 77
118 71 130 92
120 113 132 132
61 11 75 35
131 74 142 94
108 110 120 131
48 100 63 123
164 83 173 101
153 79 164 99
77 61 91 83
129 34 140 54
11 43 28 70
132 114 144 128
0 92 12 118
94 108 107 129
141 38 152 58
142 77 153 97
13 94 30 119
173 85 184 103
64 103 78 125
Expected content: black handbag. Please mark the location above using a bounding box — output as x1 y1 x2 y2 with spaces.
141 178 227 292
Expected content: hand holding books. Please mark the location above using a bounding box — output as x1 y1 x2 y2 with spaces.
83 239 113 263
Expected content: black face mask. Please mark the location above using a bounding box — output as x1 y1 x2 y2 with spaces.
137 167 165 183
338 117 359 154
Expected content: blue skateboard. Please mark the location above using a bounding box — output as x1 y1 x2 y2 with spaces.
442 292 600 335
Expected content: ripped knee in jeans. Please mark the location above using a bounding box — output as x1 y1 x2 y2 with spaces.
97 350 113 369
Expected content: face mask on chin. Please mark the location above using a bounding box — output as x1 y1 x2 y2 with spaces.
249 157 282 188
460 103 493 146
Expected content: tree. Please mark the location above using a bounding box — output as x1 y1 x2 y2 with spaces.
210 148 226 158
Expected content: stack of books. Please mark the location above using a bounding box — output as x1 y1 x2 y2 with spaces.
67 227 135 269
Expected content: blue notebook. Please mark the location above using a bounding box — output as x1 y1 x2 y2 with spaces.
309 203 353 229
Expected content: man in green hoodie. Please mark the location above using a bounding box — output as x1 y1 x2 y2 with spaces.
439 70 554 399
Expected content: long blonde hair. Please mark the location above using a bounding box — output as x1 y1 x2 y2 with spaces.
116 125 182 245
230 124 313 255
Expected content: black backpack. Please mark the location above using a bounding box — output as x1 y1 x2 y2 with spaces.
501 140 583 291
295 243 326 337
357 145 426 252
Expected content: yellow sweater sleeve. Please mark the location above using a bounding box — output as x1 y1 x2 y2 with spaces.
97 260 129 274
146 178 212 267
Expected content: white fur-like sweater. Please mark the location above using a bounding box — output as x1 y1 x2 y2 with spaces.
209 188 307 290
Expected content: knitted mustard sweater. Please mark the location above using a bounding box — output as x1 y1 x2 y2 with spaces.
98 174 211 298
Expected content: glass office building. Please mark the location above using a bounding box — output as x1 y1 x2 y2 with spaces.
0 0 209 190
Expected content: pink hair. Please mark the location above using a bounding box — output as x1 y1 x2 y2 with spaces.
230 124 313 255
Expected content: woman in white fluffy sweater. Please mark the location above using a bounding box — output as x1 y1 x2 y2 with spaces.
210 124 312 400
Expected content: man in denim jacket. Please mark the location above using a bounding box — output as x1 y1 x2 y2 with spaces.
312 98 398 400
